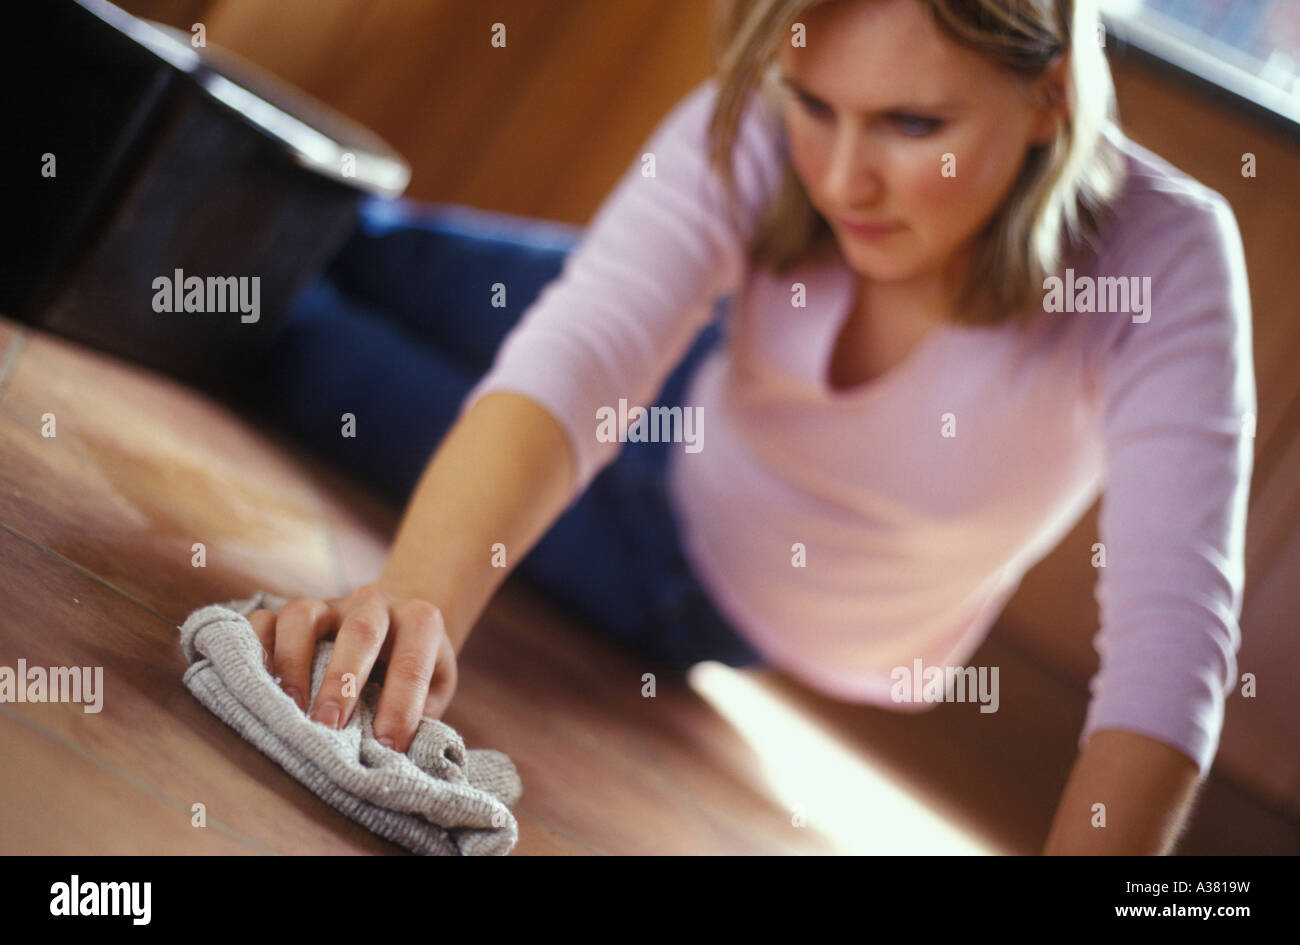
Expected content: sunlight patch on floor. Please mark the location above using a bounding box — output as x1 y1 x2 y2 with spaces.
687 661 999 855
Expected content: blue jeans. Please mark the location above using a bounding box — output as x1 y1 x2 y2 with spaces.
229 196 765 671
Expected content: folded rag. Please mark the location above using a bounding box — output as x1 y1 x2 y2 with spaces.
178 590 523 855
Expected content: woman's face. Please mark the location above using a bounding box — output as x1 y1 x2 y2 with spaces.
775 0 1066 290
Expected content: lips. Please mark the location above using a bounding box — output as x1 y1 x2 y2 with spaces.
838 216 902 237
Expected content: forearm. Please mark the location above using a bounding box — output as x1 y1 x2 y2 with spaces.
377 390 577 654
1043 729 1203 855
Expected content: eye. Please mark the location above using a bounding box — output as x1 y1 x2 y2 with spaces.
893 115 942 136
795 92 833 120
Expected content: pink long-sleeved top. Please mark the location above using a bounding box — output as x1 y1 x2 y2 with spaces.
459 78 1256 775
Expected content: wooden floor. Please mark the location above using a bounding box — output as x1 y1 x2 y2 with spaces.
2 314 1294 855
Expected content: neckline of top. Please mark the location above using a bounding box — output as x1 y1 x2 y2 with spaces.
813 253 960 406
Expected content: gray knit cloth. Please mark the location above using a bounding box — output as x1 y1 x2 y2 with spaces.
178 590 523 855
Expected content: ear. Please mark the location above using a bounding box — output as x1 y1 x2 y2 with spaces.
1028 52 1070 146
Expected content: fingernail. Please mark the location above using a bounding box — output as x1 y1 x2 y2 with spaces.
313 703 340 729
378 736 395 750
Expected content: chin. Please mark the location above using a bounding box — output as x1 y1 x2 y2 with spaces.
839 244 929 283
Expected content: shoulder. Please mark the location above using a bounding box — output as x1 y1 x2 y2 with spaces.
1076 129 1250 363
649 76 789 226
1091 128 1245 278
1072 131 1256 425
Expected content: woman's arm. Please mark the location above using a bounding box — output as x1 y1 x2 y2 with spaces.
1043 729 1202 854
277 80 783 753
1043 180 1254 854
1073 187 1254 801
376 389 576 656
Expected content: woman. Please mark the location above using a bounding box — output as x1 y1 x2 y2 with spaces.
238 0 1255 854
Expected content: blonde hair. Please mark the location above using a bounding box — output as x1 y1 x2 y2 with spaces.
706 0 1127 327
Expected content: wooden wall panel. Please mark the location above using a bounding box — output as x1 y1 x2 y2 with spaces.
123 0 715 222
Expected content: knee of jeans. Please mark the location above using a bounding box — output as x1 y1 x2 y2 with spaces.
356 197 581 258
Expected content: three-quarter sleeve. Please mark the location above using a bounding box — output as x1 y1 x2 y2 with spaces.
1080 191 1256 776
458 77 785 496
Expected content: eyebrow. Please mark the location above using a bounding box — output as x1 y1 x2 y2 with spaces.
777 73 963 114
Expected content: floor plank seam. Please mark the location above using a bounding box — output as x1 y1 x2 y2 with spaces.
0 705 280 855
0 520 174 626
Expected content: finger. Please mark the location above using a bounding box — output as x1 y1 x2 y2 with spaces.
247 610 277 672
422 631 459 722
372 601 444 752
272 598 333 713
309 595 389 729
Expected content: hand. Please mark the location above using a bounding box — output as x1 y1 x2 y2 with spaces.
245 582 458 752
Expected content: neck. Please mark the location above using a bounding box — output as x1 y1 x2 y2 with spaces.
858 249 972 325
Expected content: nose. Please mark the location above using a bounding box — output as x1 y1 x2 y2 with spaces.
822 123 882 209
